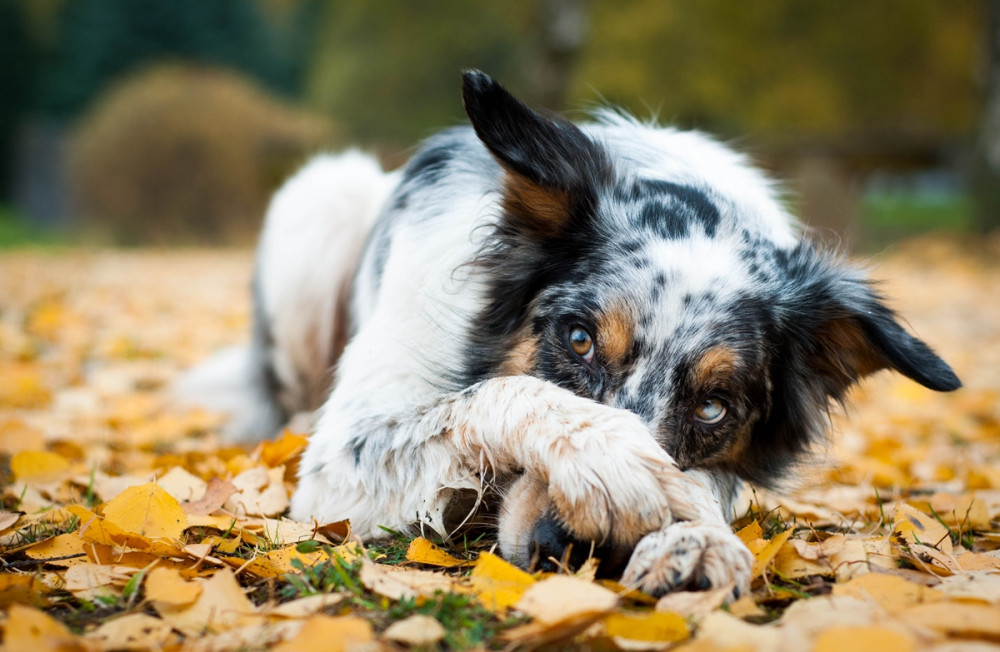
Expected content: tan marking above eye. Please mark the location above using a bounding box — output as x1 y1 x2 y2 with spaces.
595 305 634 365
692 345 740 386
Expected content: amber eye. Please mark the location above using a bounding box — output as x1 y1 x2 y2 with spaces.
567 326 595 363
694 398 727 425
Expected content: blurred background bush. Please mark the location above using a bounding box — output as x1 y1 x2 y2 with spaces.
0 0 996 248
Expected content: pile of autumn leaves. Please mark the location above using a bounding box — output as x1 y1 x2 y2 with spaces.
1 245 999 651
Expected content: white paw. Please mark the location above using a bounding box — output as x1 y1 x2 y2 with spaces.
543 411 681 547
620 521 752 598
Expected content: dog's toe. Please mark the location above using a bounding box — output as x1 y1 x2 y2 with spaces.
621 521 752 598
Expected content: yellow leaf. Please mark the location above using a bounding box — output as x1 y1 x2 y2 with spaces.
406 536 470 567
10 450 70 483
272 615 374 652
25 533 88 566
735 521 763 547
0 574 47 608
0 363 51 409
153 568 262 636
231 545 330 579
145 567 203 606
900 602 1000 638
0 509 22 535
469 551 536 610
772 540 833 579
3 604 84 651
257 429 308 468
86 613 173 651
813 626 916 652
68 504 184 557
100 482 188 540
603 610 689 643
751 529 792 579
832 572 943 614
892 502 953 554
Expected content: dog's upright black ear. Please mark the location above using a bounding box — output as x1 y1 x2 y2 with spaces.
461 70 610 239
780 245 961 399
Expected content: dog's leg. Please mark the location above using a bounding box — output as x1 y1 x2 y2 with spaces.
293 375 714 546
620 469 753 597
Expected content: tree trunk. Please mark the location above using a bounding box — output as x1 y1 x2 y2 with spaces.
526 0 590 110
972 0 1000 232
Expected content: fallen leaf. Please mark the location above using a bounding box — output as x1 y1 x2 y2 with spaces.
603 610 690 645
655 585 734 619
406 536 470 567
24 532 88 566
0 510 23 535
832 572 944 613
383 614 447 646
100 482 188 540
893 502 953 554
182 477 237 516
469 551 536 610
155 466 208 502
153 568 262 635
3 603 83 651
812 625 917 652
266 593 346 618
900 601 1000 638
515 575 619 625
86 613 174 651
145 566 203 606
224 466 289 517
751 528 793 579
271 615 374 652
10 450 70 484
62 563 136 598
359 556 455 600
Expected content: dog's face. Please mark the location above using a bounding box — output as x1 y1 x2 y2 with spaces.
459 71 960 568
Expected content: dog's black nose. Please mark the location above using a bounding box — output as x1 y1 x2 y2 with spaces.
529 513 631 577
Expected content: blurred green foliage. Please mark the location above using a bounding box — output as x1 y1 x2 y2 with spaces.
0 0 990 241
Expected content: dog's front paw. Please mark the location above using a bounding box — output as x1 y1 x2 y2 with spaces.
542 411 682 547
620 521 752 598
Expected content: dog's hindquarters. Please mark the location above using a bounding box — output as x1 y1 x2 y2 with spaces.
179 151 398 441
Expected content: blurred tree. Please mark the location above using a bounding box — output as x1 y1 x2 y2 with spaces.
304 0 531 147
0 0 35 200
577 0 978 139
36 0 311 119
528 0 590 110
974 0 1000 233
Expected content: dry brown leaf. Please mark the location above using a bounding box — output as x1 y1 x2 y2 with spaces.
515 575 619 625
900 601 1000 639
85 613 174 651
182 477 237 516
224 465 289 517
359 556 456 600
383 614 447 646
155 466 208 502
271 615 374 652
62 563 136 598
265 593 346 618
153 568 263 635
832 572 944 613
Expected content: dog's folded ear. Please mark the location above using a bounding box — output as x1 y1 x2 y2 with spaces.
781 246 961 398
461 70 610 239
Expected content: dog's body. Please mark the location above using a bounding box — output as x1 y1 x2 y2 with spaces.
189 72 959 595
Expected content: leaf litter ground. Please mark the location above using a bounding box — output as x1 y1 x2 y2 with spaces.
1 238 999 651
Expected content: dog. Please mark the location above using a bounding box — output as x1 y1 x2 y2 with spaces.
185 71 960 596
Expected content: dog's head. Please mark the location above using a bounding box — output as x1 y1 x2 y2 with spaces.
460 71 960 569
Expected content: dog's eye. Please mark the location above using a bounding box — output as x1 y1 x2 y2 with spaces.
567 326 595 363
694 398 727 425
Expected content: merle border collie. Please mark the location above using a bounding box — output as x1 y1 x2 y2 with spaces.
185 71 959 596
